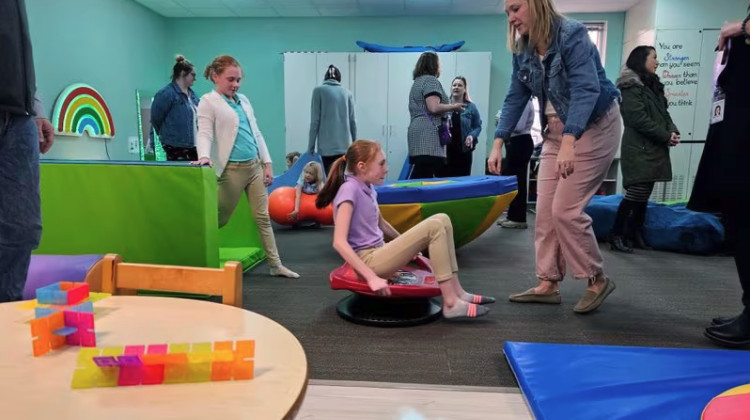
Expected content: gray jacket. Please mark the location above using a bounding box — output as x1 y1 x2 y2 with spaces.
0 0 40 116
308 80 357 156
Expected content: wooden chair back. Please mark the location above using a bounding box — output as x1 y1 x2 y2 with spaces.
96 254 243 307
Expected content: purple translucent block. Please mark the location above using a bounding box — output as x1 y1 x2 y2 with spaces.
93 356 119 367
116 355 143 367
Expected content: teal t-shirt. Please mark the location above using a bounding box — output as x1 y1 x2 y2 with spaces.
224 96 259 162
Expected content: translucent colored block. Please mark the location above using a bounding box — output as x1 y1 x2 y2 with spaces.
35 307 58 318
72 301 94 313
214 341 233 352
70 366 99 389
186 352 213 382
124 345 146 355
191 342 212 353
211 350 234 381
78 313 94 329
163 353 189 384
147 344 168 354
53 326 77 336
66 283 89 305
235 340 255 358
101 347 124 357
93 356 118 367
169 343 190 354
77 348 102 366
233 359 254 380
141 354 167 385
32 337 50 357
97 366 120 387
79 330 96 347
117 355 143 386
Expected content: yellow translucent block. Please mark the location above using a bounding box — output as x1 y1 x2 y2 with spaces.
169 343 190 354
101 347 124 357
187 352 213 382
76 348 101 367
71 366 99 389
96 366 120 387
191 342 212 353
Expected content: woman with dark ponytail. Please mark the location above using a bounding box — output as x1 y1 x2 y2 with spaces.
308 64 357 175
609 45 680 252
317 140 494 320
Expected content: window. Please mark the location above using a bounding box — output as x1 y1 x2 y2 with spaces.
585 21 608 66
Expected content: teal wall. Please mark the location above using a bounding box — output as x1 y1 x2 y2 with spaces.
24 2 623 167
169 12 624 169
26 0 169 161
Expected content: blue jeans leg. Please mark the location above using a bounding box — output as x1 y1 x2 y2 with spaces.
0 113 41 302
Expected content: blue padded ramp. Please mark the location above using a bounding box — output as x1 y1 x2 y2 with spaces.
268 152 323 194
504 341 750 420
376 175 517 204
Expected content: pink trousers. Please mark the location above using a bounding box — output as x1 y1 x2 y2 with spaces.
535 102 621 281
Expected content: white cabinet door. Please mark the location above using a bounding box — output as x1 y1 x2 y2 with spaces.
352 53 389 148
283 53 318 155
316 53 353 91
386 53 423 180
455 52 492 175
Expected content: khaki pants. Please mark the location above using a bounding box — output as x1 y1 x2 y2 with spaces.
357 214 457 282
535 102 621 281
218 159 281 267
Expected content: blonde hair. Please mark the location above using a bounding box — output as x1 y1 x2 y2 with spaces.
303 161 324 191
452 76 473 103
203 55 242 80
506 0 563 55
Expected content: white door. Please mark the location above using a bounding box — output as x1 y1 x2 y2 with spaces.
386 53 423 180
283 53 318 155
455 52 492 175
352 53 389 147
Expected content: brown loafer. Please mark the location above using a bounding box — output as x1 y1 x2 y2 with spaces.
509 287 561 304
573 277 616 314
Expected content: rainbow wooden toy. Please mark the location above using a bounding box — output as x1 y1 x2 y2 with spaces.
30 282 96 357
71 340 256 389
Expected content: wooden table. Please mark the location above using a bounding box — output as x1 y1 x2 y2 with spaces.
0 296 308 419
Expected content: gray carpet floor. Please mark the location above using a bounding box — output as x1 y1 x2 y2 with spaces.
241 216 741 388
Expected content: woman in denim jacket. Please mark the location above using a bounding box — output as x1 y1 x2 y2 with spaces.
440 76 482 177
488 0 621 314
150 55 200 161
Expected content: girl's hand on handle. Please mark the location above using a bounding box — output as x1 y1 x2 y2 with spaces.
191 157 213 167
366 276 391 297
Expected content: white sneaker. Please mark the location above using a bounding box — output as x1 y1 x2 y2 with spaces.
496 215 508 226
270 265 300 278
499 219 528 229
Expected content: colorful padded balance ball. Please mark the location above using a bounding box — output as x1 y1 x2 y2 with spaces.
71 340 255 389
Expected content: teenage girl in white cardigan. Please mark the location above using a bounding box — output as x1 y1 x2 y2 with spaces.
193 55 298 278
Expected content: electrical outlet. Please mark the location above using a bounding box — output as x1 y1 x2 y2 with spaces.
128 136 139 154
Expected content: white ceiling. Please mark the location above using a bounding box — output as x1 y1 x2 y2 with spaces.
133 0 642 18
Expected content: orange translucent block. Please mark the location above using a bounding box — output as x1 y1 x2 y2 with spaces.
211 350 235 381
214 341 233 352
233 359 255 380
30 312 66 357
164 353 189 384
235 340 255 358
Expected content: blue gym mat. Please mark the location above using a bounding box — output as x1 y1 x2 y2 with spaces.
504 341 750 420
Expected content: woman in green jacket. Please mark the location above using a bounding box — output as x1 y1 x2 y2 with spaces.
609 46 680 253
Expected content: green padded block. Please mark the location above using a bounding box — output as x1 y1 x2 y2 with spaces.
220 247 265 272
420 196 498 248
36 161 265 269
